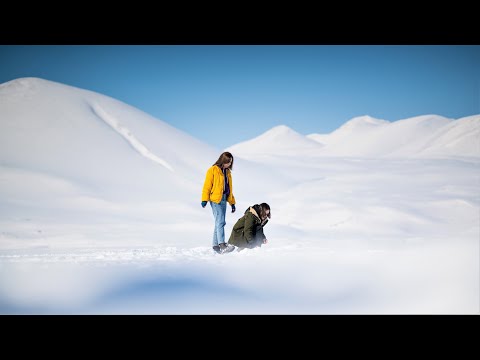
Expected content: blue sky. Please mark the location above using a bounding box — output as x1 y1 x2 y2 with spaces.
1 45 478 149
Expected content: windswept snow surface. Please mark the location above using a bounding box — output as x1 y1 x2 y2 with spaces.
0 78 478 314
91 104 174 172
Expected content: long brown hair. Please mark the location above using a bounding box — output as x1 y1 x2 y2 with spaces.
213 151 234 170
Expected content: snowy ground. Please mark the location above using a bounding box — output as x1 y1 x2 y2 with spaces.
1 157 478 314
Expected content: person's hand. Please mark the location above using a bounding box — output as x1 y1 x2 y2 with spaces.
231 204 236 213
263 238 268 244
201 201 207 208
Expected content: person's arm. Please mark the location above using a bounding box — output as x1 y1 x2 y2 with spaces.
227 170 236 206
256 225 267 243
243 214 256 244
201 167 214 202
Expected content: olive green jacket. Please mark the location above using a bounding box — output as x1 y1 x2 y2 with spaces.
228 206 267 249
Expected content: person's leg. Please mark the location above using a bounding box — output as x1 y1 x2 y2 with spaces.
210 195 227 247
218 195 227 244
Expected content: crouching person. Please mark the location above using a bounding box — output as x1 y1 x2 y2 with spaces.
228 203 271 251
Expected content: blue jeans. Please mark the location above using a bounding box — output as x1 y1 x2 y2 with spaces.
210 194 227 246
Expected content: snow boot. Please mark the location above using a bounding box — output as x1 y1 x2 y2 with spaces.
219 243 235 254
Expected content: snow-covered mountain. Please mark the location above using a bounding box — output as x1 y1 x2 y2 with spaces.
227 125 323 156
413 115 480 157
231 114 479 159
0 77 221 202
320 114 454 157
311 115 390 147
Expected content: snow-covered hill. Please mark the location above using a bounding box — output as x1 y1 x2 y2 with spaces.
0 77 220 197
413 115 480 157
227 125 323 156
231 114 479 159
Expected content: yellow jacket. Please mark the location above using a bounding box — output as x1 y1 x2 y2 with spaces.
202 165 236 205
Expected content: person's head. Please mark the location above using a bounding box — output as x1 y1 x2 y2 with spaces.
214 151 234 170
259 203 271 220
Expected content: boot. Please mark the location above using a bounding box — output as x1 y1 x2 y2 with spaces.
219 242 235 253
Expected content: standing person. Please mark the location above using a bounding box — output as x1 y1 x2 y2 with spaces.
201 151 237 254
228 203 271 251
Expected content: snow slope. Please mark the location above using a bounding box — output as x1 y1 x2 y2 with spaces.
227 125 323 156
234 114 479 159
0 77 217 196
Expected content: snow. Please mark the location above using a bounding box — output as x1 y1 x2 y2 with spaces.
91 104 174 172
0 77 478 314
245 114 479 159
227 124 323 156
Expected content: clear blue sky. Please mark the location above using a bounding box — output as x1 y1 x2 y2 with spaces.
1 45 478 149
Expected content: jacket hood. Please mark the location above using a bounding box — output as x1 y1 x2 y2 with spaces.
248 206 260 220
245 205 266 225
